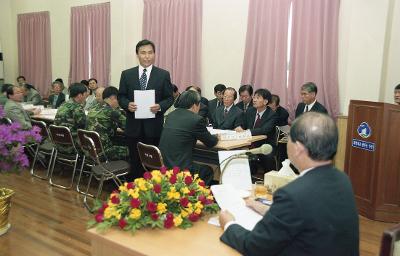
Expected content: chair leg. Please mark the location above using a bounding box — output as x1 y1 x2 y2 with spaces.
76 155 88 194
83 173 95 212
49 153 79 190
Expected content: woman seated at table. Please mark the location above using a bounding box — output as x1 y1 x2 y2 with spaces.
48 81 66 108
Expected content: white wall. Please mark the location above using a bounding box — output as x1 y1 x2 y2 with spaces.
1 0 399 113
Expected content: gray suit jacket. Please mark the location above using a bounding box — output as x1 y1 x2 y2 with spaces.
214 105 243 130
4 100 32 130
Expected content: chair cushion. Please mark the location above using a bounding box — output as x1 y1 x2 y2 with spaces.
92 160 130 176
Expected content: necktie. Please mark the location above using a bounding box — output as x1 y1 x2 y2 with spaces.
253 113 261 128
140 69 147 90
305 105 309 112
244 104 247 112
224 108 228 118
217 101 221 107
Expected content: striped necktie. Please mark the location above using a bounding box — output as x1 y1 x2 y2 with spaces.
140 69 147 90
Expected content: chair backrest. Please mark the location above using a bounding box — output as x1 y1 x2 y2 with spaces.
137 142 164 171
380 223 400 256
0 117 12 125
31 120 50 142
49 124 77 150
82 135 102 165
77 129 106 160
276 125 289 144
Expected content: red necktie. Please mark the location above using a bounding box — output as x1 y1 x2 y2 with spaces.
253 113 261 128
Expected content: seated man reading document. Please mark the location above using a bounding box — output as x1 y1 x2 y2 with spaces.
219 112 359 256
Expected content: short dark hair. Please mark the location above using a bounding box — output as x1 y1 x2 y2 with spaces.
1 84 13 94
52 81 63 88
88 78 98 84
55 78 64 84
224 87 238 100
22 83 35 90
102 86 119 100
290 112 338 161
175 90 201 109
270 94 280 105
239 84 253 96
172 84 179 93
69 83 88 98
136 39 155 54
80 80 89 86
185 85 202 95
395 84 400 90
214 84 226 93
301 82 318 94
17 75 25 81
6 85 19 98
254 88 272 103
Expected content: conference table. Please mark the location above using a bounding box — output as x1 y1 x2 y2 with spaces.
88 218 239 256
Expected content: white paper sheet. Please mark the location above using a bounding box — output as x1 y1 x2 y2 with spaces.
210 184 262 230
219 150 252 191
134 90 155 119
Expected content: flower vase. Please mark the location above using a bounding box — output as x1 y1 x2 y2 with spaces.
0 188 14 236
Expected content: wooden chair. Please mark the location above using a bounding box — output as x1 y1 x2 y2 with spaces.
30 120 55 179
380 223 400 256
137 142 164 172
80 134 130 212
48 125 81 189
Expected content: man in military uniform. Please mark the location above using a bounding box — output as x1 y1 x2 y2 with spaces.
54 83 87 153
87 86 128 160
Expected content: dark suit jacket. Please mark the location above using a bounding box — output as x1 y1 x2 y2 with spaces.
214 105 243 130
159 108 218 169
243 107 277 146
48 93 66 108
295 101 328 118
118 66 173 138
200 96 209 106
275 106 289 126
221 164 359 256
236 100 254 113
198 102 209 119
207 98 222 126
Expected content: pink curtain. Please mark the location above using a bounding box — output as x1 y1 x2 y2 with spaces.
143 0 202 90
18 11 52 97
287 0 340 118
241 0 291 104
69 2 110 87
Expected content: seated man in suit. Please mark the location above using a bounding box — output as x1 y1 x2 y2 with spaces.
214 87 243 130
48 81 66 108
236 84 254 113
159 90 219 185
186 85 209 119
208 83 226 125
268 94 289 126
395 84 400 105
220 112 359 256
295 82 328 118
21 83 42 106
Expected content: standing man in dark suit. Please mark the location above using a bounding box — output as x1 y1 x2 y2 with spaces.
214 87 243 130
159 90 218 185
118 39 173 179
236 84 254 113
208 84 226 125
295 82 328 118
219 112 359 256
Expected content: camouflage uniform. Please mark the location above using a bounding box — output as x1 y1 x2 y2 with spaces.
54 99 86 154
86 102 128 160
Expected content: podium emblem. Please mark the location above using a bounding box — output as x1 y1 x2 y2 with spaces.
357 122 371 139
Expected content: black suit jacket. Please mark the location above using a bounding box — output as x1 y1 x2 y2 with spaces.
48 93 66 109
207 98 222 125
118 66 173 138
221 164 359 256
214 105 243 130
295 101 328 118
159 108 218 169
200 96 209 106
236 100 254 113
243 107 277 146
275 106 289 126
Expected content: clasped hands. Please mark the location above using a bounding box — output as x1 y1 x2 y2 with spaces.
128 102 160 113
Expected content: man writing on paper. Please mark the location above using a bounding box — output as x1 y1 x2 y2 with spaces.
118 39 173 179
219 112 359 255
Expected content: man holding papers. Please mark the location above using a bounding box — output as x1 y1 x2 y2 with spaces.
118 39 173 179
219 112 359 256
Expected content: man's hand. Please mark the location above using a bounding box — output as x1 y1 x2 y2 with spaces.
245 198 270 216
235 126 245 132
219 210 235 230
150 104 161 113
128 102 137 112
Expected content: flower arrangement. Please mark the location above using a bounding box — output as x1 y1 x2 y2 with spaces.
0 105 42 172
88 167 220 233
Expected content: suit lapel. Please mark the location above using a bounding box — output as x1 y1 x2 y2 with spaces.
146 66 157 90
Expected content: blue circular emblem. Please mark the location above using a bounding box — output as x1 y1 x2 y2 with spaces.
357 122 372 138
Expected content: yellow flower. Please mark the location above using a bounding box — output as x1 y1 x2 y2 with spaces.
128 188 140 199
181 209 189 218
207 195 214 200
177 172 184 179
151 170 162 183
193 174 199 180
166 170 173 178
194 208 202 215
119 182 128 192
104 207 121 220
195 201 204 210
130 208 141 220
174 215 183 227
180 186 190 195
135 178 148 191
167 187 180 200
157 202 168 214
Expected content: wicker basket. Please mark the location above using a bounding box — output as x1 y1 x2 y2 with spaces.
0 188 14 236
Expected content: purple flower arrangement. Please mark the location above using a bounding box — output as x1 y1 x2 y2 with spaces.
0 106 41 172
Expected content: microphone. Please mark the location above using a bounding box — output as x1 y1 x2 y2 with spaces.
245 144 273 156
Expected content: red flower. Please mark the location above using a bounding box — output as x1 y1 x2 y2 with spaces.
188 189 196 196
160 166 167 174
119 218 127 229
153 184 161 194
164 218 174 229
189 213 200 222
146 202 157 212
95 213 104 223
98 203 108 214
110 195 120 204
169 175 177 184
198 195 206 204
143 171 152 180
205 199 213 205
151 213 159 221
112 190 119 194
184 175 193 185
198 180 205 187
172 166 180 175
130 198 141 208
166 212 174 220
180 197 189 207
127 182 135 189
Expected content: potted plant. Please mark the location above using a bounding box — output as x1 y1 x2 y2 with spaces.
0 105 41 236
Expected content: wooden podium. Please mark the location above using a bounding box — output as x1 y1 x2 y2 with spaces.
345 100 400 222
